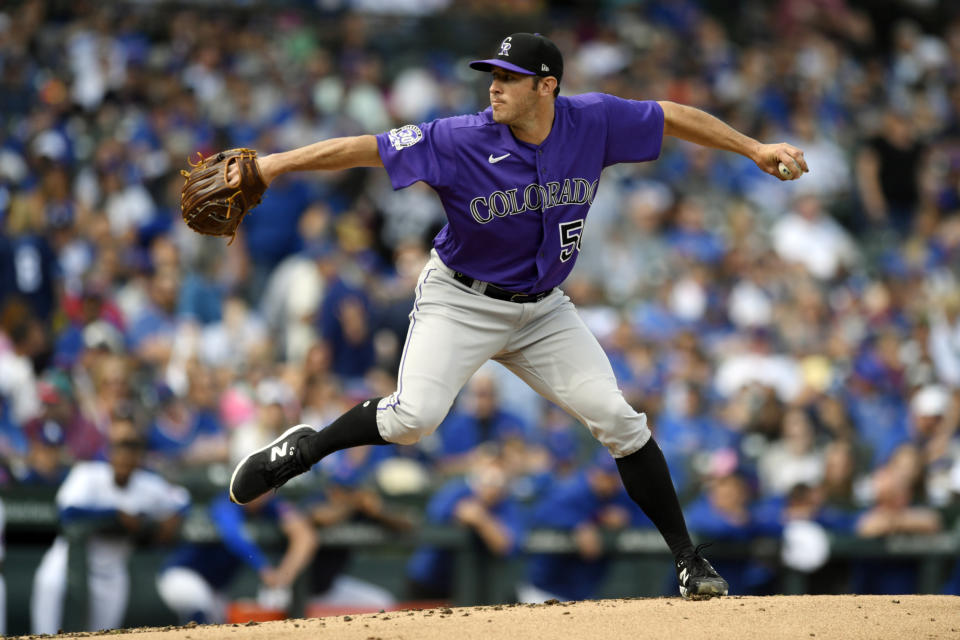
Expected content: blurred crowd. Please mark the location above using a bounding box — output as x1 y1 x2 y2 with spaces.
3 0 960 628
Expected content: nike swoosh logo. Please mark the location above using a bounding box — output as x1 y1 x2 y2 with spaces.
488 153 511 164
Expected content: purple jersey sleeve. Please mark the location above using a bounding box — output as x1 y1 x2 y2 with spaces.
601 95 664 167
376 119 457 191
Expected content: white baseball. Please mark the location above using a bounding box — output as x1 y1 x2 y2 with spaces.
778 161 792 179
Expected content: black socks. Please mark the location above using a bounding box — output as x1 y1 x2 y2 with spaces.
615 437 695 560
300 397 389 466
300 402 694 561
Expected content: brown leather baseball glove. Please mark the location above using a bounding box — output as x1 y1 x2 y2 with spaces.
180 148 267 244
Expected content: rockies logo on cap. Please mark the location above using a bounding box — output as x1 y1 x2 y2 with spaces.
470 32 564 83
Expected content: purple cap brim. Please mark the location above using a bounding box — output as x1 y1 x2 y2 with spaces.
469 59 536 75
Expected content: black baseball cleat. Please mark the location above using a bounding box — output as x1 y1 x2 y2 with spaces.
229 424 315 504
676 544 729 600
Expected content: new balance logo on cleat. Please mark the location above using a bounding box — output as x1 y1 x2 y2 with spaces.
229 425 314 504
676 544 728 601
270 443 295 461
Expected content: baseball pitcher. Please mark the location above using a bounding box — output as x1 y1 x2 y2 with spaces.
210 33 808 600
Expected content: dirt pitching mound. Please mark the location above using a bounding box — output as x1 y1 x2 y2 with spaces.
12 595 960 640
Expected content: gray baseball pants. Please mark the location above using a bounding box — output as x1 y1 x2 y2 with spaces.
376 250 651 458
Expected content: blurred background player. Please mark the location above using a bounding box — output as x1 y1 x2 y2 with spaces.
156 492 316 624
30 410 190 634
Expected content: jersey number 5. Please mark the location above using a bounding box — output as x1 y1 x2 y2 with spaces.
558 219 585 262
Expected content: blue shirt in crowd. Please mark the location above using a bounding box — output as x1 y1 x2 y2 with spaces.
526 470 651 601
407 478 523 593
146 409 224 459
437 408 529 458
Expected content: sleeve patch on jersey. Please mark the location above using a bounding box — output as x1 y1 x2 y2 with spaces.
388 124 423 150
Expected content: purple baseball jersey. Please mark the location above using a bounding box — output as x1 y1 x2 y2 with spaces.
375 93 664 292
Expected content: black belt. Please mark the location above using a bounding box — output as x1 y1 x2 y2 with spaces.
451 271 554 304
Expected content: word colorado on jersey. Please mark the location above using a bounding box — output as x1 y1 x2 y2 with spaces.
468 177 600 224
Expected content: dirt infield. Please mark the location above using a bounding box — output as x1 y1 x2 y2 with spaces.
15 595 960 640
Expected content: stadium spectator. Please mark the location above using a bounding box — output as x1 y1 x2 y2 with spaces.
240 173 316 301
771 191 859 281
518 452 653 603
779 483 857 594
714 328 804 407
856 454 943 540
34 373 104 462
684 472 780 595
18 418 69 485
54 277 124 369
198 294 271 371
846 331 913 466
758 408 826 497
906 384 960 504
406 450 523 600
145 382 228 470
530 404 582 483
856 106 930 235
230 378 299 466
431 372 532 475
1 184 60 322
928 292 960 388
317 267 377 384
73 352 133 447
656 382 740 498
127 267 183 368
260 234 334 364
782 109 851 206
230 378 298 460
300 364 348 431
664 196 726 266
818 439 860 511
852 448 942 594
0 305 43 427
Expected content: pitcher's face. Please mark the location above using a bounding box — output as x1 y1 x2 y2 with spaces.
489 69 540 125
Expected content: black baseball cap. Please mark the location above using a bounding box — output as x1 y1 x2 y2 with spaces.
470 33 563 83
